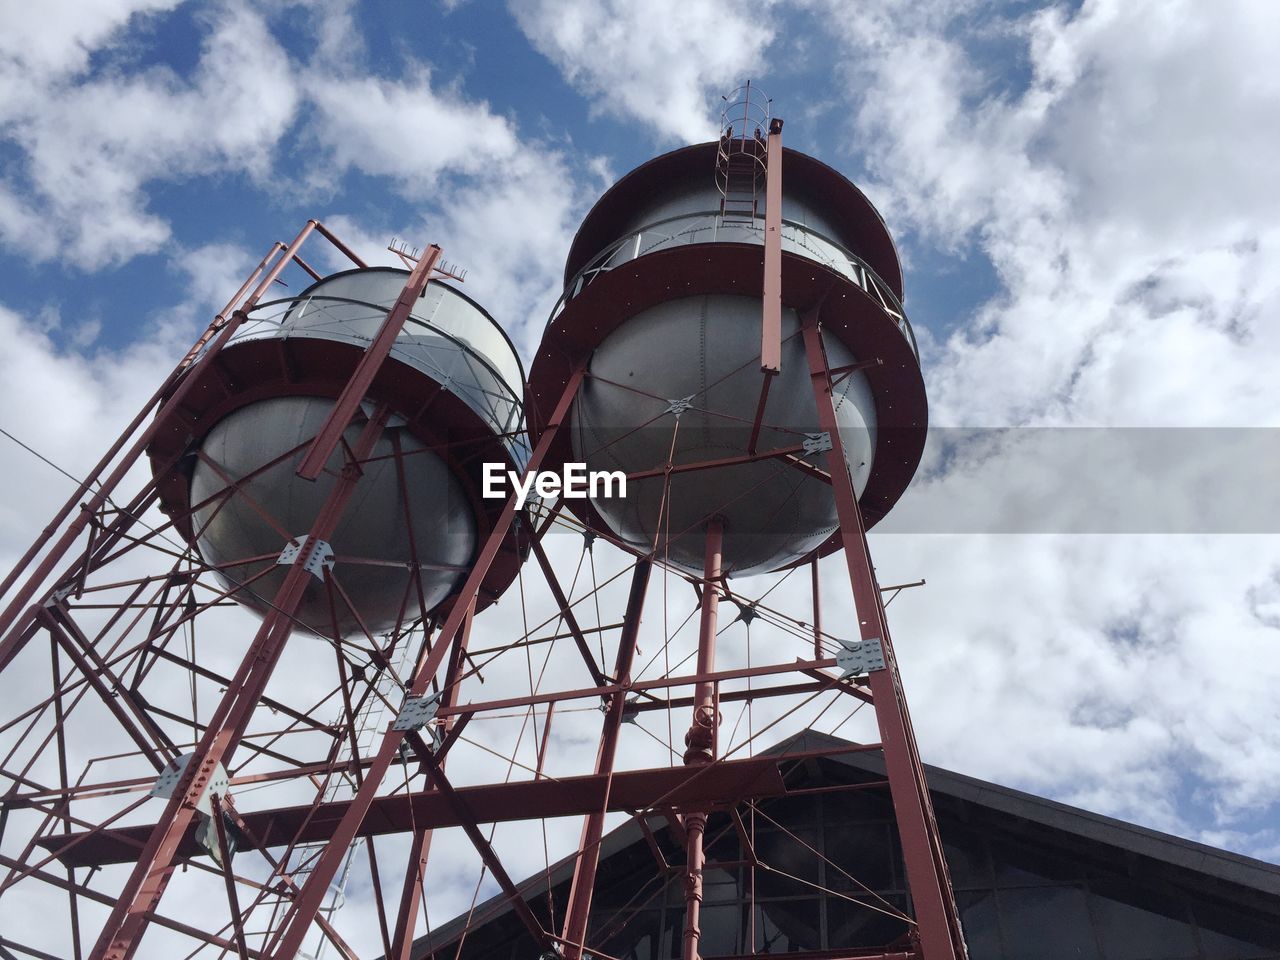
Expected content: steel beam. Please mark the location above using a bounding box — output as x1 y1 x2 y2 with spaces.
801 311 966 960
0 217 330 677
559 559 652 960
42 753 801 870
295 244 441 481
681 517 724 960
388 608 472 960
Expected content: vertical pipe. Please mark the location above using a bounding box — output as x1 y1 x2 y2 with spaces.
681 516 724 960
682 811 709 960
811 554 823 660
684 515 723 765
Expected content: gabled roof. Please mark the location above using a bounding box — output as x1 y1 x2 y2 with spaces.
400 731 1280 958
790 729 1280 899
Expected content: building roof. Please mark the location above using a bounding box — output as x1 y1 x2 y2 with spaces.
400 731 1280 958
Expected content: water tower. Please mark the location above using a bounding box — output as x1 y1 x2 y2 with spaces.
0 95 966 960
528 92 923 577
0 225 537 960
522 86 957 960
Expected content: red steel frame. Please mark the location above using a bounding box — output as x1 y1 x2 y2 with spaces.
0 204 966 960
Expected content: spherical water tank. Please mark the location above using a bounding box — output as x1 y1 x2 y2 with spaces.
573 295 876 576
528 142 926 578
189 396 475 638
149 267 527 638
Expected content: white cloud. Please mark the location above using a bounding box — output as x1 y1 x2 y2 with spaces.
0 306 181 568
821 0 1280 429
4 0 1280 949
300 62 592 354
306 69 520 189
0 0 592 354
804 0 1280 855
510 0 777 143
0 0 182 79
861 532 1280 837
0 0 300 268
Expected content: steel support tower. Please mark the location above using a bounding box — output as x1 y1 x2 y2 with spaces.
0 96 967 960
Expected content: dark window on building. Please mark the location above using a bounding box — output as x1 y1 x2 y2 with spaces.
825 895 910 950
956 890 1003 959
998 884 1100 959
1087 881 1198 960
1194 901 1280 960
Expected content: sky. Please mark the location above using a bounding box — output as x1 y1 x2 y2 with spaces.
1 0 1279 954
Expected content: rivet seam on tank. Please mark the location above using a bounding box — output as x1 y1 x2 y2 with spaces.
836 637 886 678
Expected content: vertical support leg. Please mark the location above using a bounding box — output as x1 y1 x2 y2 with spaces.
559 559 653 960
49 640 83 960
800 314 965 960
681 516 724 960
760 118 784 375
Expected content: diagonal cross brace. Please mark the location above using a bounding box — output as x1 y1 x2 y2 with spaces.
412 740 554 954
295 245 442 481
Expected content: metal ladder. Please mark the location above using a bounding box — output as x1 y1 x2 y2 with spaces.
716 82 771 223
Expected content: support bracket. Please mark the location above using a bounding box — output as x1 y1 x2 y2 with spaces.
665 395 695 417
149 753 230 816
276 537 334 581
836 637 886 678
392 693 442 742
194 810 244 867
802 432 832 456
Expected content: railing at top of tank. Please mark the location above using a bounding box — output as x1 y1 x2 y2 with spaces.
551 211 919 360
199 293 532 467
